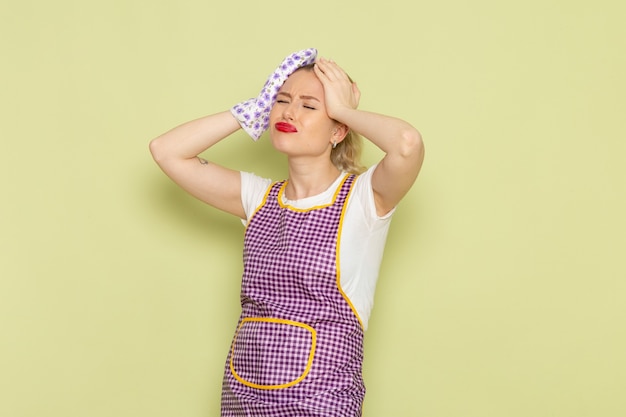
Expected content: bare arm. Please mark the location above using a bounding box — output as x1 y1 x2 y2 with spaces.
314 59 425 215
149 111 246 219
337 109 424 216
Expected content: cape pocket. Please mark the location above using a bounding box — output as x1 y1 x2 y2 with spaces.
230 317 317 390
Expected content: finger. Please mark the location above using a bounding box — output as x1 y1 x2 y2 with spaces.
317 57 348 81
329 61 351 82
314 58 333 79
313 61 331 83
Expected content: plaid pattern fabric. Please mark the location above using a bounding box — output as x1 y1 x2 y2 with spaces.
222 174 365 416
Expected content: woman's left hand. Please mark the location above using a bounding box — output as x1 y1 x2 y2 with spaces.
313 58 360 120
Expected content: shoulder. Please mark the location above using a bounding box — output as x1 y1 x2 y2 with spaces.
240 171 274 221
351 164 396 221
241 171 273 192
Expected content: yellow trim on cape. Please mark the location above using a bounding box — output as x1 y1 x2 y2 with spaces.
335 175 365 330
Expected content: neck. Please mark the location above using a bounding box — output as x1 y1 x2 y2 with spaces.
284 159 342 200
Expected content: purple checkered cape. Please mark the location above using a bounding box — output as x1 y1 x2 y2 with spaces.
221 174 365 416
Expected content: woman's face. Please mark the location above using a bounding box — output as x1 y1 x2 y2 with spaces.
269 69 338 157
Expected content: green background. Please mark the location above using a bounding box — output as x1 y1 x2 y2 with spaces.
2 0 625 416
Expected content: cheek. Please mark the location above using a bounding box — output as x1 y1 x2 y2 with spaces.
269 105 279 119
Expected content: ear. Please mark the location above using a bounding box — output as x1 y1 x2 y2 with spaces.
331 123 349 145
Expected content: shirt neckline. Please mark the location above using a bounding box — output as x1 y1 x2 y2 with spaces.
280 173 347 208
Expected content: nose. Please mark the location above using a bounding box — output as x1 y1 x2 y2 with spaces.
281 102 296 121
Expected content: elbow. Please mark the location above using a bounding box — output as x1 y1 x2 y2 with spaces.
149 136 167 164
397 127 424 161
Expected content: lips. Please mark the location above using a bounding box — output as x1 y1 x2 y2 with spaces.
275 122 298 133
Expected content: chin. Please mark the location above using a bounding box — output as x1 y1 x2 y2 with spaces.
269 134 290 154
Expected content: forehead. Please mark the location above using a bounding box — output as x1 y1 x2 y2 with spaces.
279 70 323 94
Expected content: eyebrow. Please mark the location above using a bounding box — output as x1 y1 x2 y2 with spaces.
276 92 320 102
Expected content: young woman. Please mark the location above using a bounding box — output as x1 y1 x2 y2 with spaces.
150 49 424 417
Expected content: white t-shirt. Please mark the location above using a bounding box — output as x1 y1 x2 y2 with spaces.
240 165 394 330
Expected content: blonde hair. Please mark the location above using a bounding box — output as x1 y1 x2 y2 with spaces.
296 64 366 175
331 130 366 175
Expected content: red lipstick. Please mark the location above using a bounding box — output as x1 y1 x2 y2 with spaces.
275 122 298 133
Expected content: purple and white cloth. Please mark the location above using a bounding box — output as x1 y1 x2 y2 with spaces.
230 48 318 141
